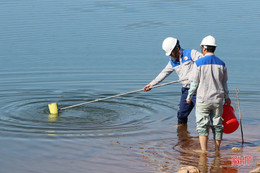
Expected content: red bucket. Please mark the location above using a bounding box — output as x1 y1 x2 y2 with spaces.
222 104 239 134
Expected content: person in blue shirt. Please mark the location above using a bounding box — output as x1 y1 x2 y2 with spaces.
144 37 203 126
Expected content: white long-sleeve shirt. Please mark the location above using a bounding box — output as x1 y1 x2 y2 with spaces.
150 49 203 88
187 53 229 104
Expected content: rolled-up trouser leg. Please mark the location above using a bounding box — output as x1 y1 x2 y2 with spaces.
210 104 224 140
196 102 211 136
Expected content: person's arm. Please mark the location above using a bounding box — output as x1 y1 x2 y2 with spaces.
186 82 199 104
223 81 231 105
191 49 203 61
150 61 174 86
223 67 231 105
223 81 229 99
186 62 200 104
144 61 174 91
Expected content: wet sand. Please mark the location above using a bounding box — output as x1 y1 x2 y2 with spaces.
130 123 260 173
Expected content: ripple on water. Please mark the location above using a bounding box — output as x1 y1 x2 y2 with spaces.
0 88 176 139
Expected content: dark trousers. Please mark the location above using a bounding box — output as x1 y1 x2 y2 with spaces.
177 87 196 124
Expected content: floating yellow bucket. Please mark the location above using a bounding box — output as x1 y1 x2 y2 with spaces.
48 103 59 115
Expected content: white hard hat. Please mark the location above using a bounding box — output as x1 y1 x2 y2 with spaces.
200 35 217 47
162 37 178 56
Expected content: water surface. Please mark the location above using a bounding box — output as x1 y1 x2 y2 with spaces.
0 0 260 172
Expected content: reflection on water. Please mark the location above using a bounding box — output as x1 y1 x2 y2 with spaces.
0 0 260 172
48 113 58 122
130 124 260 173
197 152 236 173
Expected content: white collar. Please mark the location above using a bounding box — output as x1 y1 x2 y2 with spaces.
205 53 214 56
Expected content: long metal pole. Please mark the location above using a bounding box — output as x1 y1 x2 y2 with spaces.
60 78 187 111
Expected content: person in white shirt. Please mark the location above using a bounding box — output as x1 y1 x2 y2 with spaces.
186 35 231 152
144 37 203 125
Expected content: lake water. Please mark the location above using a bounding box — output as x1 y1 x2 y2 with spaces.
0 0 259 172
